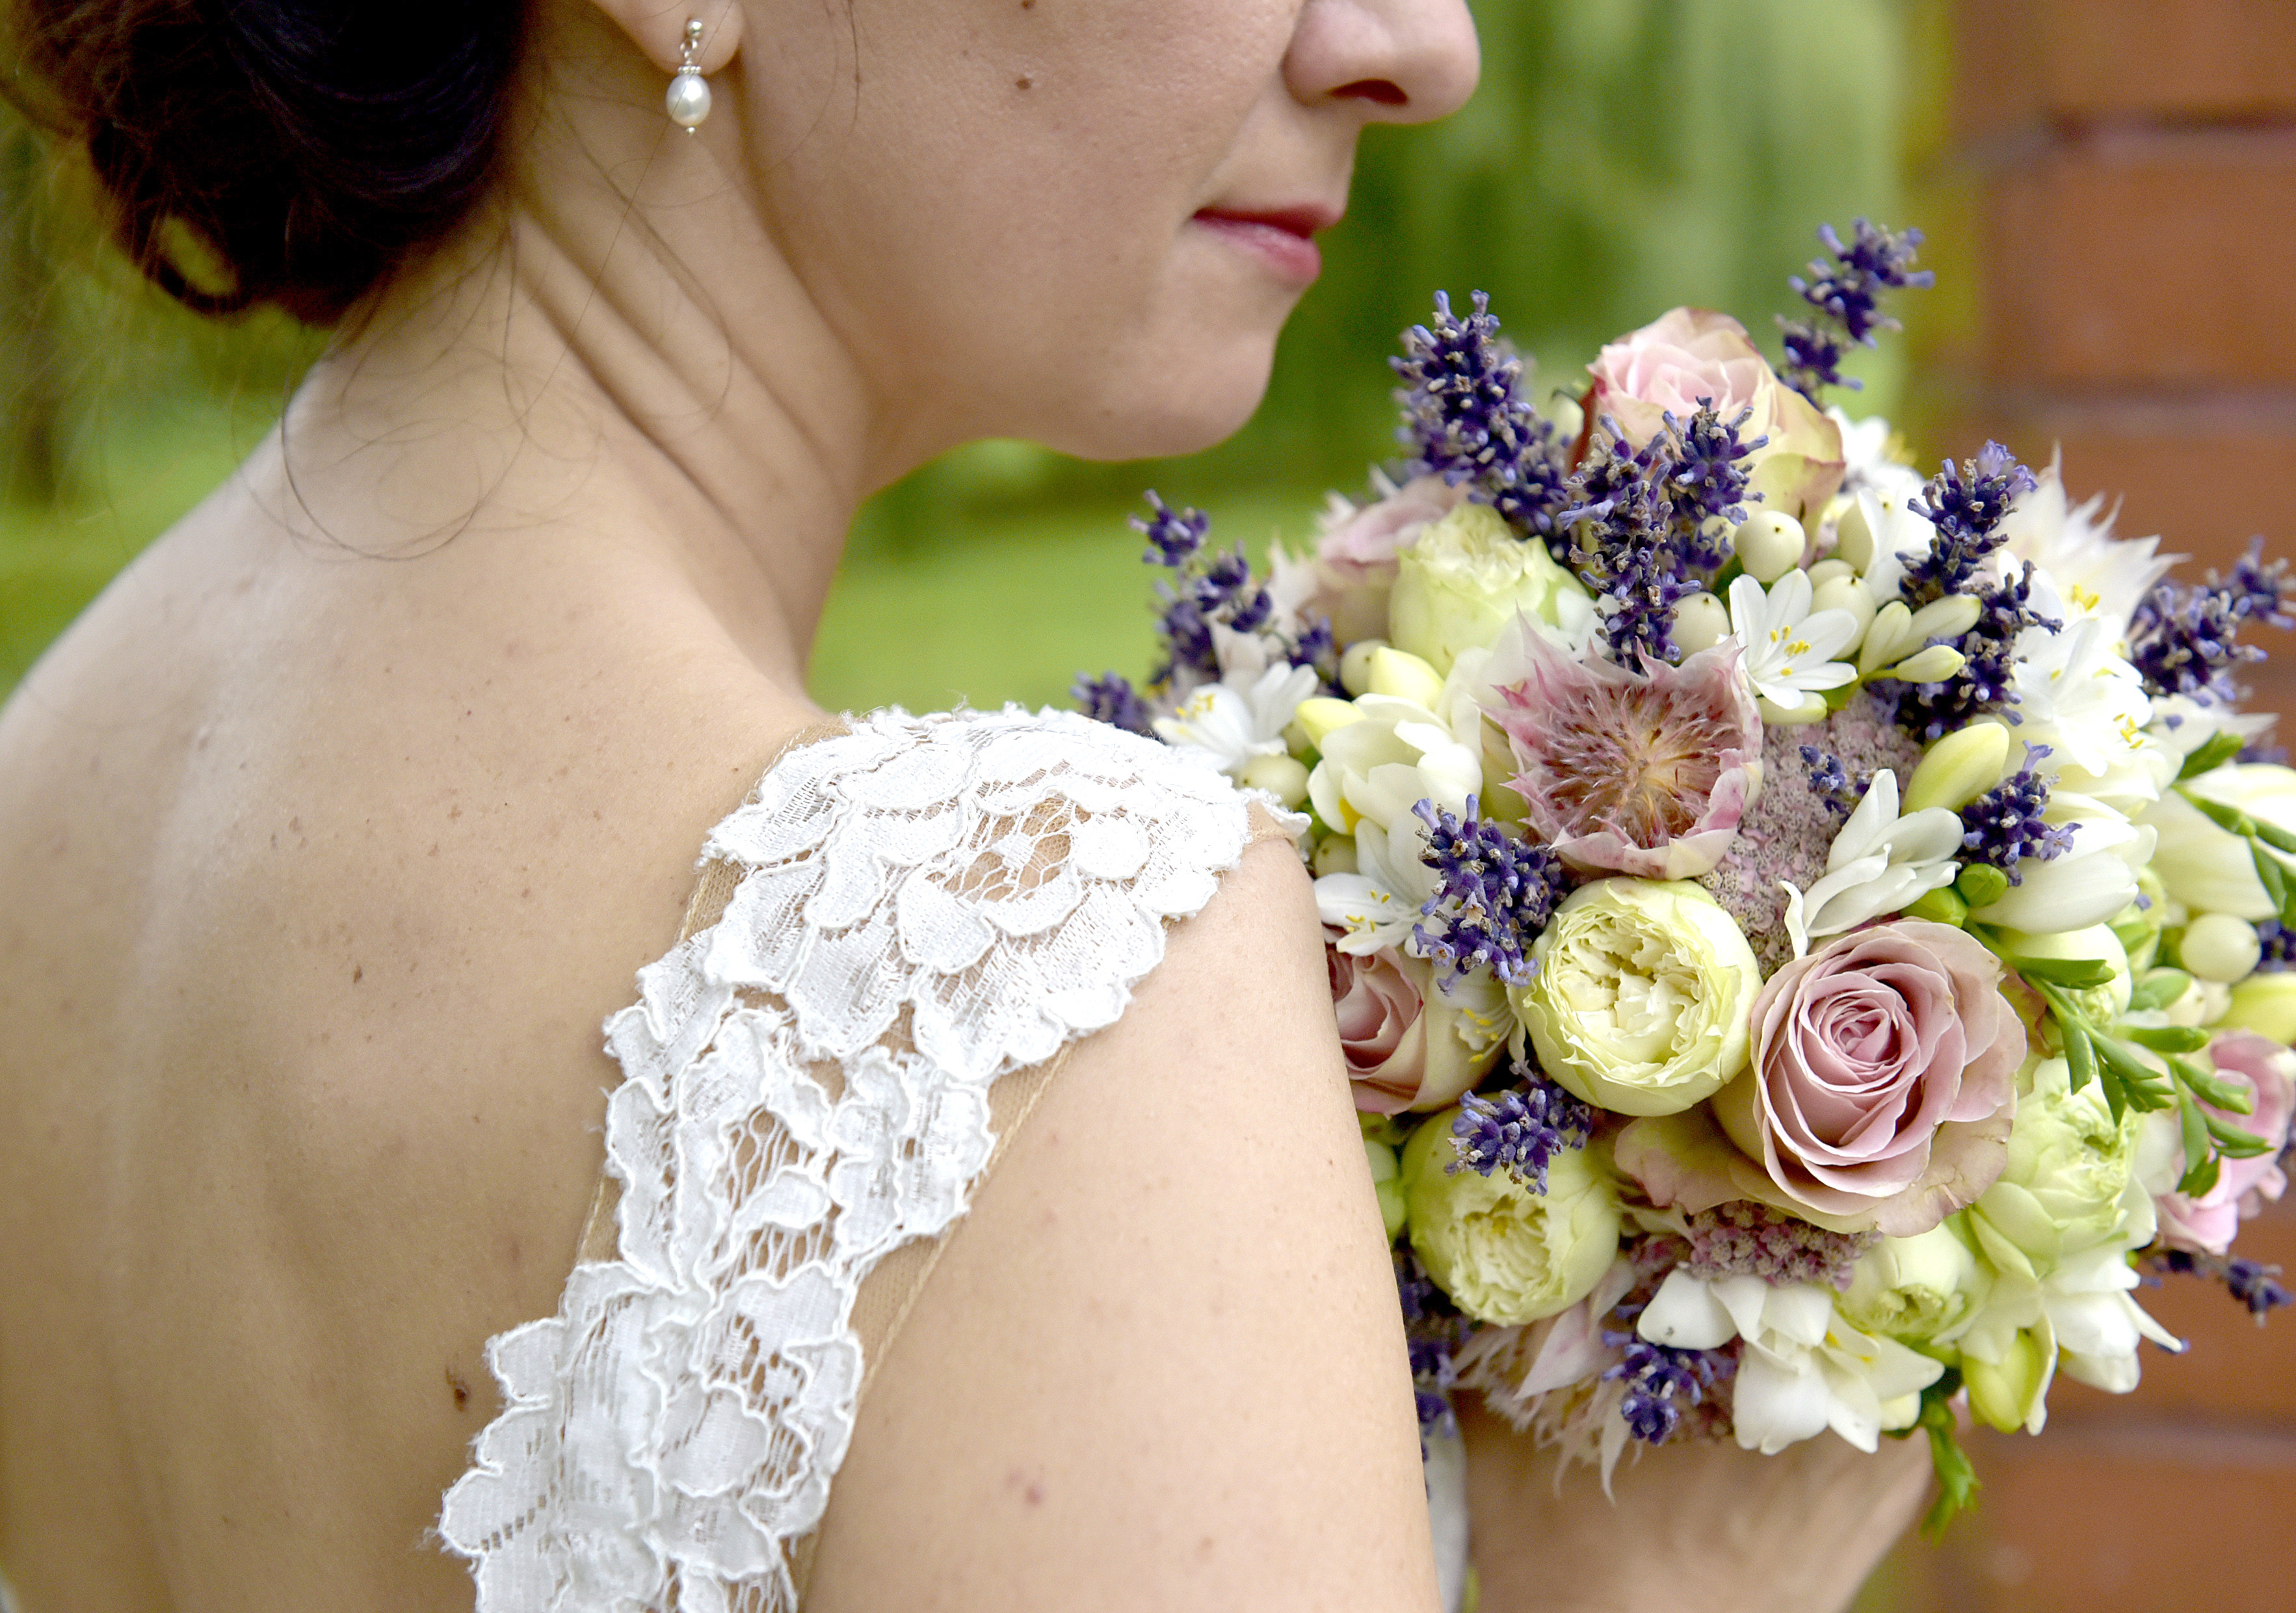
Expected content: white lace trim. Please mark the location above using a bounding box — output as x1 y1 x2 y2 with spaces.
438 707 1254 1612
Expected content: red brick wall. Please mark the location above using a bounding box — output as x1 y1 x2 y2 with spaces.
1881 5 2296 1608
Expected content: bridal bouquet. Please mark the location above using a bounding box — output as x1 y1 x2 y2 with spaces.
1076 223 2296 1528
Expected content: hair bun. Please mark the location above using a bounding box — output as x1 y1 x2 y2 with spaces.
14 0 525 322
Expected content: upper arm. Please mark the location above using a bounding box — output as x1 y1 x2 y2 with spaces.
806 836 1440 1612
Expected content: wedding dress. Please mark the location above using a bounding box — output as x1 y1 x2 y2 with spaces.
436 705 1291 1611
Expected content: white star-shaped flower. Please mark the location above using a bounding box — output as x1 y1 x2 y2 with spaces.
1780 767 1964 958
1152 662 1317 777
1727 570 1860 717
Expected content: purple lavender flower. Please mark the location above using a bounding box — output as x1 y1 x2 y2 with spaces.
1900 443 2038 607
2155 1247 2293 1325
1446 1073 1594 1193
1778 220 1934 401
1128 492 1291 693
2255 919 2296 971
1799 744 1866 820
2224 536 2296 632
2130 575 2268 704
1685 1201 1879 1291
1661 403 1767 567
1961 743 2074 883
1412 796 1570 987
1134 491 1208 568
1392 291 1574 550
1560 403 1763 663
1397 1247 1474 1443
1600 1326 1737 1445
1072 672 1152 736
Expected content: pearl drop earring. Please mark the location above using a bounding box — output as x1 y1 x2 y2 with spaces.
665 20 711 131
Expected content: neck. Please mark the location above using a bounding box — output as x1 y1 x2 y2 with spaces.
277 11 916 693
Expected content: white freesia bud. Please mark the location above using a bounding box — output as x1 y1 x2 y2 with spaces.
1236 753 1310 809
1758 694 1834 726
1312 836 1358 877
1834 497 1877 573
1858 601 1914 673
1293 696 1363 753
1808 573 1875 644
1339 638 1390 697
1995 922 2133 1019
1880 644 1968 684
1807 557 1856 588
2181 913 2262 985
1910 594 1984 643
1672 590 1732 654
1362 645 1446 709
1903 723 2011 813
1732 512 1807 583
2226 972 2296 1041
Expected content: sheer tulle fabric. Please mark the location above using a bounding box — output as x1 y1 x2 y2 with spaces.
438 708 1256 1611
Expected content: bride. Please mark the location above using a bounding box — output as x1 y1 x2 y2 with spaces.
0 1 1927 1608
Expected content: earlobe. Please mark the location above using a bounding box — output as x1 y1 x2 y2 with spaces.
590 0 744 76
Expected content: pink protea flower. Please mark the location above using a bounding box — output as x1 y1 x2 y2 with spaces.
1481 624 1763 880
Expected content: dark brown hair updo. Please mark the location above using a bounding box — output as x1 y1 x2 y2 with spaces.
10 0 529 323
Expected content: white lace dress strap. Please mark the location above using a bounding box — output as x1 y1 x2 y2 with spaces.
437 706 1272 1612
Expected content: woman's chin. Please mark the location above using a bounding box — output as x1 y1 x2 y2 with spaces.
1039 358 1278 464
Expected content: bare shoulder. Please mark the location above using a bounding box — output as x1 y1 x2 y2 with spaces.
806 831 1442 1613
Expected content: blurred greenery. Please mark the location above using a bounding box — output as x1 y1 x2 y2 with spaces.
1 0 1925 717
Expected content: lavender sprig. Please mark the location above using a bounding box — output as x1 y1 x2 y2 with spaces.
1124 492 1283 695
1900 443 2038 607
1660 403 1767 566
1397 1247 1475 1444
1134 491 1208 568
1392 291 1574 552
2130 576 2270 704
1961 743 2073 883
1600 1326 1737 1445
1778 220 1935 401
1801 745 1867 820
2154 1247 2293 1325
1072 673 1152 736
2226 536 2296 632
1412 796 1570 987
1447 1073 1594 1193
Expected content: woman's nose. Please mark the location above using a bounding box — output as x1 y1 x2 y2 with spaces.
1286 0 1482 126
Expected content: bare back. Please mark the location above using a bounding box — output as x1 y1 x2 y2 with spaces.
0 455 823 1606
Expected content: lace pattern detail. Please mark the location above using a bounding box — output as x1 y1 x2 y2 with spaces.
438 708 1256 1611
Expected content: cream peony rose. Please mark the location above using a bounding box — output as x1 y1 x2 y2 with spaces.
1387 501 1592 675
1585 308 1847 522
1514 879 1762 1117
1401 1115 1622 1326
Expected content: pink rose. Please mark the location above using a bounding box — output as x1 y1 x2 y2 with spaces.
1326 931 1500 1114
1711 921 2026 1236
1304 475 1466 646
2155 1030 2295 1256
1585 308 1846 522
1481 622 1762 881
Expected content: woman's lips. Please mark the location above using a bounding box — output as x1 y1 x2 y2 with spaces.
1191 207 1333 286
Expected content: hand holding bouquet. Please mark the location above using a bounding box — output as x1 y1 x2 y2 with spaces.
1078 222 2296 1534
